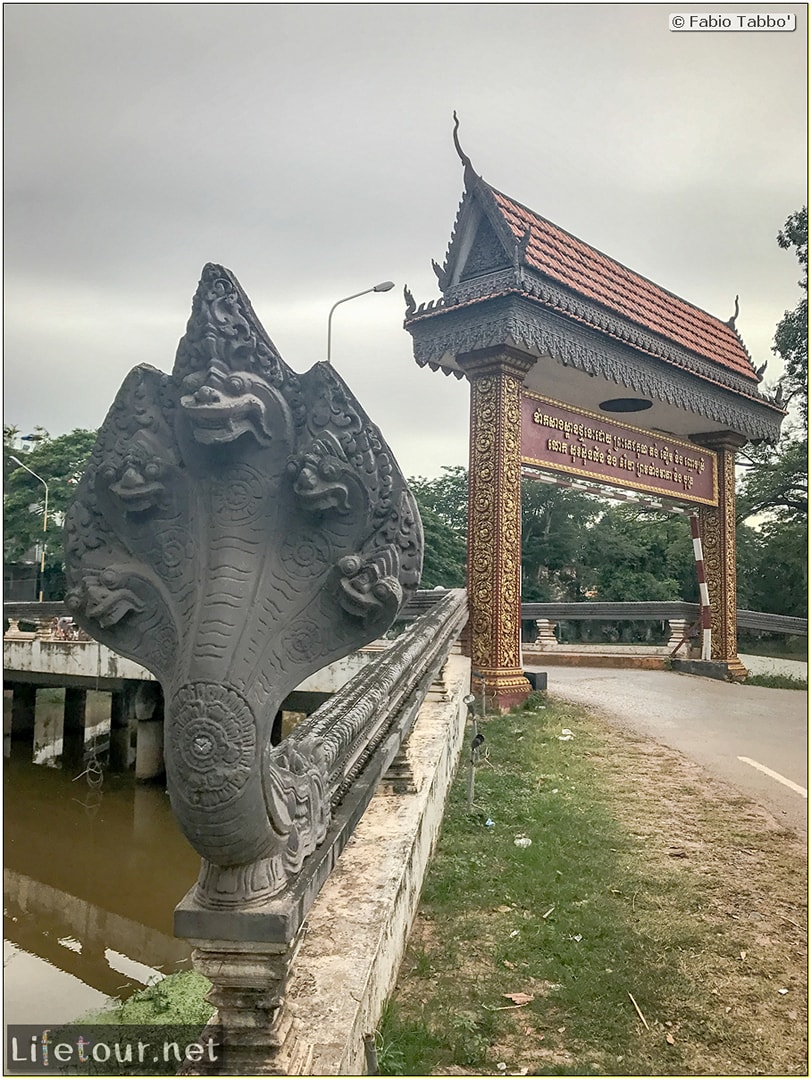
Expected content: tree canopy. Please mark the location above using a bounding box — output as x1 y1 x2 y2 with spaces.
3 427 97 582
734 206 807 619
773 205 808 411
409 467 468 589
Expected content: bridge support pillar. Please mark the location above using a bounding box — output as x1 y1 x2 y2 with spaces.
694 431 748 680
33 690 61 767
134 682 164 782
110 683 137 771
458 347 534 712
10 683 37 747
63 687 87 768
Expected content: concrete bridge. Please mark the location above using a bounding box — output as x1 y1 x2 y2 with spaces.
5 595 804 779
4 617 400 780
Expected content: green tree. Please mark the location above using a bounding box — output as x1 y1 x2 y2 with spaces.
520 481 599 601
409 467 469 589
409 466 468 543
415 505 467 589
773 205 808 411
736 437 807 523
580 506 696 602
735 206 807 617
737 518 807 619
4 428 97 596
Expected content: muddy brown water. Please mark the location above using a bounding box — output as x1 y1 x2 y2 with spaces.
3 690 201 1025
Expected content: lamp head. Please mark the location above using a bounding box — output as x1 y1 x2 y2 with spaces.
372 281 395 293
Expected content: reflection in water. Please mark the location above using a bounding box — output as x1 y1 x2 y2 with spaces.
3 735 202 1025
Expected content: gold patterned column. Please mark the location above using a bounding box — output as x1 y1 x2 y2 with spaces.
457 347 534 711
694 431 748 680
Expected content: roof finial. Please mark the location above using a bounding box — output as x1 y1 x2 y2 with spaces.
726 294 740 329
452 111 478 188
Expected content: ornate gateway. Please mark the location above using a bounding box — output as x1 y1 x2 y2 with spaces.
64 263 423 907
405 120 785 702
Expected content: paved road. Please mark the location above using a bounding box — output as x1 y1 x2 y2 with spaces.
526 664 808 835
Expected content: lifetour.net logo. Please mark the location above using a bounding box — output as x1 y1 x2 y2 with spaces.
5 1025 224 1076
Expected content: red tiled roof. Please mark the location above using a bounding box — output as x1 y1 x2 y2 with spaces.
488 187 757 382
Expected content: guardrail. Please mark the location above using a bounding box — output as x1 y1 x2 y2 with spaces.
6 595 806 639
520 601 807 637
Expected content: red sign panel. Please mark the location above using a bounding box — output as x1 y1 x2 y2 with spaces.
521 392 718 506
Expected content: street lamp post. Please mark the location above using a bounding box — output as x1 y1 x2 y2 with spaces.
10 455 49 603
326 281 395 364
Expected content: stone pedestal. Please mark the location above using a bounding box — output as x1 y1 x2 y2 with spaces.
666 619 695 658
533 619 559 649
188 937 312 1076
458 347 534 711
4 619 36 641
694 431 748 681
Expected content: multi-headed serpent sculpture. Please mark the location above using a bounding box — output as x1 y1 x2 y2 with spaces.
64 264 423 909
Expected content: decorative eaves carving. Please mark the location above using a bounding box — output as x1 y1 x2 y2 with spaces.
406 265 772 403
406 294 784 443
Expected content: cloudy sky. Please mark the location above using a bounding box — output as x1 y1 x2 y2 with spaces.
5 3 807 479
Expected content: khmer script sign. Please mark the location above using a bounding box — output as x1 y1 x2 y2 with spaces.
521 392 718 506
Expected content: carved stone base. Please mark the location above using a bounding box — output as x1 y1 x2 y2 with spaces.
187 937 312 1075
723 658 749 682
665 619 695 658
4 619 36 641
381 743 417 795
472 667 532 712
533 619 559 649
671 657 748 682
426 660 450 702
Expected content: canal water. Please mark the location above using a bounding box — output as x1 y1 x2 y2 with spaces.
3 690 201 1026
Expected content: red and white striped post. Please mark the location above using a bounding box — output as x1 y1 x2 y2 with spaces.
689 513 712 661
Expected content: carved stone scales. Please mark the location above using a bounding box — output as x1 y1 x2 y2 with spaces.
64 264 423 908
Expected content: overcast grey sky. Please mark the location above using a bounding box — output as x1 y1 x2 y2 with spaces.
4 2 807 479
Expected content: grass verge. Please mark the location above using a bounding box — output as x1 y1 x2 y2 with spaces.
744 673 807 690
380 697 807 1075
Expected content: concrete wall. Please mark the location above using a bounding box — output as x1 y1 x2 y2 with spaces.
4 638 381 695
288 652 471 1075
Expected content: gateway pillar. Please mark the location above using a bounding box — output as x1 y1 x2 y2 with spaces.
694 431 748 679
457 347 534 711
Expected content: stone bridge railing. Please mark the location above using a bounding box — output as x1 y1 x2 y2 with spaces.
520 600 807 653
5 588 471 1073
175 586 470 1074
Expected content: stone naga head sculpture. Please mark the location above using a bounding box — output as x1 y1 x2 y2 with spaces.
64 264 423 907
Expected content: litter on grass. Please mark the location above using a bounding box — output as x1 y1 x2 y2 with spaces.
514 836 532 848
503 992 534 1006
